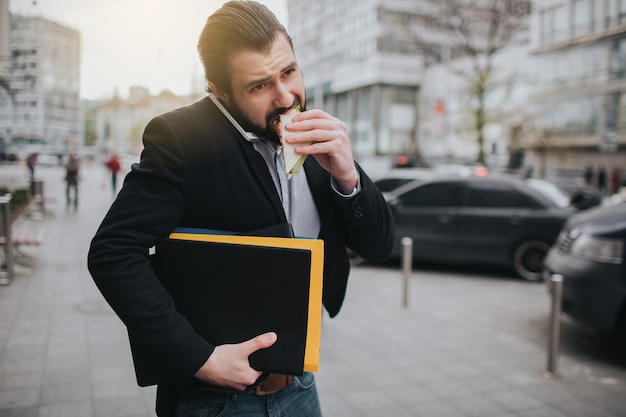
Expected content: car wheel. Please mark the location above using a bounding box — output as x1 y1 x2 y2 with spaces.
513 240 551 281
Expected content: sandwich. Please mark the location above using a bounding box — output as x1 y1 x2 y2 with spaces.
274 105 308 179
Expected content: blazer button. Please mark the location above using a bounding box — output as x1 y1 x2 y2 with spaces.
353 207 364 219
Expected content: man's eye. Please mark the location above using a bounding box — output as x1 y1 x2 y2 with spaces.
251 83 266 92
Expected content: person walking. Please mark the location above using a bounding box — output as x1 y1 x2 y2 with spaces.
583 163 594 187
87 2 394 417
104 152 122 195
26 153 37 180
65 151 79 209
609 167 621 195
597 166 607 194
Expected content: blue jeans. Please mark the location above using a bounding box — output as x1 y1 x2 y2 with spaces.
66 181 78 208
176 373 322 417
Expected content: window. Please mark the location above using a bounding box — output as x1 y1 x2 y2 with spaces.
605 0 614 28
539 8 554 43
466 184 520 208
399 182 464 207
620 0 626 23
572 0 589 36
553 4 569 42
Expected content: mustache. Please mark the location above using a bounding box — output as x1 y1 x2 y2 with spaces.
266 100 304 126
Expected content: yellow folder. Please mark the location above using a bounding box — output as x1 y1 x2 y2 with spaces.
155 229 324 374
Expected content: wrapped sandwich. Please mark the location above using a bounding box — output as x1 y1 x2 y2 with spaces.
274 105 308 179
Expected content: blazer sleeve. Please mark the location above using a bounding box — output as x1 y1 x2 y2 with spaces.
87 114 213 390
336 163 395 261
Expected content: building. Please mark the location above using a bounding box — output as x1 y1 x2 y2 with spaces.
90 86 201 158
526 0 626 182
288 0 531 169
416 7 532 168
288 0 426 161
0 2 82 155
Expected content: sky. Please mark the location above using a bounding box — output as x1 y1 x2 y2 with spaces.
9 0 289 100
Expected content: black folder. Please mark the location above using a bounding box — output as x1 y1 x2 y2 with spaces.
152 228 324 376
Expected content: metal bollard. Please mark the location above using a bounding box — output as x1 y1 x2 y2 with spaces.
0 194 13 285
29 179 45 219
401 237 413 308
546 273 563 377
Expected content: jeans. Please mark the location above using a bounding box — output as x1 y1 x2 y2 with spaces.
176 373 322 417
66 181 78 209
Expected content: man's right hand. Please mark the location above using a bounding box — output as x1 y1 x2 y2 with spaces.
193 332 277 390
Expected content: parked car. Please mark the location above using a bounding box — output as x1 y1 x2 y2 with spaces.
0 146 19 162
385 175 599 280
543 202 626 345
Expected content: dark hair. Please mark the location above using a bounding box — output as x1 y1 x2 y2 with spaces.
197 1 293 93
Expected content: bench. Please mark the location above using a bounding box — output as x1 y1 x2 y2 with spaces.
0 225 45 249
0 225 44 272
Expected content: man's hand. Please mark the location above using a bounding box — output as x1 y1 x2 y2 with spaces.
194 332 277 390
285 109 359 194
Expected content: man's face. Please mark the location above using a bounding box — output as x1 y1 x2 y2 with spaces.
213 35 305 143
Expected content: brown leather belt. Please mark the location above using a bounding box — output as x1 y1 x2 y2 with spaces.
255 373 294 396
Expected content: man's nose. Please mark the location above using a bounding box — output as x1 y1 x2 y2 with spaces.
273 82 293 109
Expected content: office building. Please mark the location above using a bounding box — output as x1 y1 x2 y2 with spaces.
526 0 626 180
0 3 81 154
288 0 531 169
288 0 432 161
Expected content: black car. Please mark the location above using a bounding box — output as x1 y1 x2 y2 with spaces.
543 202 626 344
385 175 598 280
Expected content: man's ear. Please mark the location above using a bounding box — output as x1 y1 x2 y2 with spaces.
208 82 228 103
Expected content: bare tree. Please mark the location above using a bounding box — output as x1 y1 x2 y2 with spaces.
421 0 531 164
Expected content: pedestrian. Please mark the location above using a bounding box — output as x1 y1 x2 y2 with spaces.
583 163 594 187
597 166 607 193
26 153 37 179
104 152 121 195
87 2 395 417
65 151 79 209
609 167 621 195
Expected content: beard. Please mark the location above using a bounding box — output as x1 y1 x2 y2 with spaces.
227 97 305 144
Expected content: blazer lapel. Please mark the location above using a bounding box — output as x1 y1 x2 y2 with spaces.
235 135 287 223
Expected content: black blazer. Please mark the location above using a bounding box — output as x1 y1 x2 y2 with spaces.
87 96 394 392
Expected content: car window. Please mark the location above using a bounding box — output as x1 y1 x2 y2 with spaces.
375 178 414 193
466 184 520 208
525 178 570 208
398 182 463 207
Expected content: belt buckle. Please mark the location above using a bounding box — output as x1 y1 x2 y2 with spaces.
255 374 293 396
255 384 277 396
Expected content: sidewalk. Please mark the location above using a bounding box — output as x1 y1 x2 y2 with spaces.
0 163 625 417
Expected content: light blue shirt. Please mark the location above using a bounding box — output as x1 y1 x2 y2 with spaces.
253 139 360 238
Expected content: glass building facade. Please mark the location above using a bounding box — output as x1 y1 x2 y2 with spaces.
530 0 626 175
0 13 81 152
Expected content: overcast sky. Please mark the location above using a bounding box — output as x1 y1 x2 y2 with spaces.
9 0 289 100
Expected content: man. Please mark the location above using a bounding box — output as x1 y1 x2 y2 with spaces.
104 151 121 195
65 151 79 209
87 2 394 416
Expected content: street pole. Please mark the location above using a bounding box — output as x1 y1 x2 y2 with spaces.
546 273 563 378
401 237 413 308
